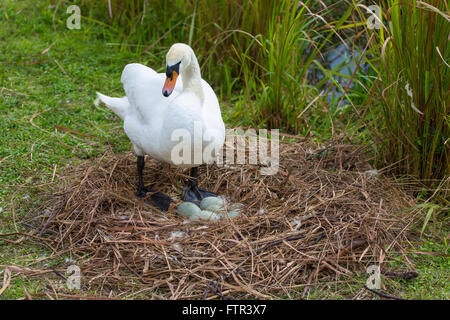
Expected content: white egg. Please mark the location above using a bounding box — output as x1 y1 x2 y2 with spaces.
192 210 221 222
200 197 224 211
177 202 201 218
223 211 240 218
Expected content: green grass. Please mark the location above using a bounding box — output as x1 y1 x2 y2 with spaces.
304 235 449 300
389 241 449 299
0 1 140 298
0 0 448 300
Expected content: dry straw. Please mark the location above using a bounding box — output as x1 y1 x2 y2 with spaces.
30 138 416 299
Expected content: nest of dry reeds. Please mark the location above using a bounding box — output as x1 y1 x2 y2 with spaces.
33 139 416 299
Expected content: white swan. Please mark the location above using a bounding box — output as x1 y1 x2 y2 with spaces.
95 43 225 211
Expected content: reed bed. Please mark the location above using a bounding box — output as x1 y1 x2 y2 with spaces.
354 0 450 182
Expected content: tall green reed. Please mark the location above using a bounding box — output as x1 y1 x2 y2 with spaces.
236 0 320 132
356 0 449 182
79 0 190 57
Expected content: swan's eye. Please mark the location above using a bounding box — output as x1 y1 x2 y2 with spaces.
166 61 181 80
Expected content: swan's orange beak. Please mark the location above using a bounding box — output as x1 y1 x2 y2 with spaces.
162 61 180 97
162 71 178 97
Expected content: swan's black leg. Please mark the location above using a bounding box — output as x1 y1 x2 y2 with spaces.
136 156 146 197
182 167 217 204
136 156 172 211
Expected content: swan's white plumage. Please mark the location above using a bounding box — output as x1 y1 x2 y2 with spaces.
94 92 129 120
96 45 225 168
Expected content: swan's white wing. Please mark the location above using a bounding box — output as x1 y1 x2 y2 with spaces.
119 63 184 160
121 63 183 116
95 92 130 119
201 80 226 160
121 63 157 94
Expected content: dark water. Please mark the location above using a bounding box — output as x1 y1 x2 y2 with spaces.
310 42 369 103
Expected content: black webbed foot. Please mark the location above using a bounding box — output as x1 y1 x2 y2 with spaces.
181 184 217 205
137 187 172 212
181 166 217 205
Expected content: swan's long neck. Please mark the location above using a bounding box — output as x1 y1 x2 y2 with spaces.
182 52 204 104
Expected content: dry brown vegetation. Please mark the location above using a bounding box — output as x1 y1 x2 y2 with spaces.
13 137 420 299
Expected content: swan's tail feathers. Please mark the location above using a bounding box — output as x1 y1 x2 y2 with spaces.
95 92 129 120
